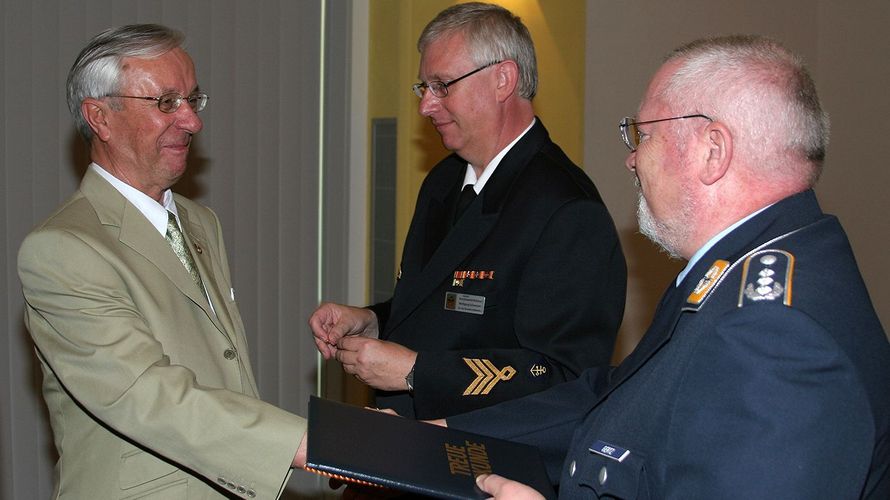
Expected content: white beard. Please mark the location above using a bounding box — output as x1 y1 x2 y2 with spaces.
635 177 692 260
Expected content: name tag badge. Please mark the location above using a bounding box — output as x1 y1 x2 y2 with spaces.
444 292 485 315
589 440 630 462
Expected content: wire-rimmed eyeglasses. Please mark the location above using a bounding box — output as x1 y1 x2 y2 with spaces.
619 114 711 151
412 60 502 99
107 92 209 114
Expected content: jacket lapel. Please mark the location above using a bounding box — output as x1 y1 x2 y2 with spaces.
80 170 233 342
385 119 550 332
176 204 238 342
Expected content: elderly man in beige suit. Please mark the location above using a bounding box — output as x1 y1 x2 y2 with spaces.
18 24 307 499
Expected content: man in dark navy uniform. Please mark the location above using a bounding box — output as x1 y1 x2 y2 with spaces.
308 2 626 419
447 35 890 499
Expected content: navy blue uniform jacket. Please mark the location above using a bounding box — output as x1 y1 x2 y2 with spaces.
449 190 890 498
370 119 627 420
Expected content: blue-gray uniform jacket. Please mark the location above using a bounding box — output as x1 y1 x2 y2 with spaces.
449 189 890 499
370 119 626 420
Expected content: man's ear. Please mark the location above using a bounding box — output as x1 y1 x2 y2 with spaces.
81 98 113 142
494 60 519 102
699 121 732 185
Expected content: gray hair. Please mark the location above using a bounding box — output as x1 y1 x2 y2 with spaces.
658 35 829 186
67 24 184 141
418 2 538 100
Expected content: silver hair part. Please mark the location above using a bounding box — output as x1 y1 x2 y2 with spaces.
417 2 538 100
67 24 184 141
658 35 829 186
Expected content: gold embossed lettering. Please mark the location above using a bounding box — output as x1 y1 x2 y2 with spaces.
445 443 471 476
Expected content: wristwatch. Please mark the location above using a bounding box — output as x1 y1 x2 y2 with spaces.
405 365 416 394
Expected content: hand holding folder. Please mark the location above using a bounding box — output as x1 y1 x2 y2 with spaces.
304 396 555 499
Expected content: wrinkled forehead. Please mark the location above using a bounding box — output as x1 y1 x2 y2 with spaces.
119 47 197 91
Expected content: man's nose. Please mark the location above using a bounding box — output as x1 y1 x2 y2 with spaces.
624 150 637 172
175 103 203 134
418 90 440 117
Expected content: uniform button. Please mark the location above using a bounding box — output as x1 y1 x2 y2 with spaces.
227 481 236 490
569 460 576 477
194 243 203 254
247 490 257 498
598 466 608 485
237 486 246 494
217 477 227 485
224 348 237 360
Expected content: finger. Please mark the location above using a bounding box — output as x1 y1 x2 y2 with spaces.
338 335 367 351
475 473 502 496
337 349 357 367
313 337 336 359
326 321 356 343
308 308 335 337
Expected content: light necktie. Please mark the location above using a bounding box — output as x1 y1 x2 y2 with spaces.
453 183 477 225
165 210 204 294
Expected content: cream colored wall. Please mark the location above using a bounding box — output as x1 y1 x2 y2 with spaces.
369 0 587 268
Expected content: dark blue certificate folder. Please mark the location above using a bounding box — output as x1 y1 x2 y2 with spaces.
305 396 556 499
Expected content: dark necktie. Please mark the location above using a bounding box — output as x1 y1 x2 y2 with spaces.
165 211 205 295
453 184 477 225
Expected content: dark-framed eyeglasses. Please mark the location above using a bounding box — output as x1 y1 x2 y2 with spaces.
619 114 711 151
412 60 502 99
107 92 209 113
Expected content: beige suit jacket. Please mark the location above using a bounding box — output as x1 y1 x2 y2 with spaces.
18 169 305 499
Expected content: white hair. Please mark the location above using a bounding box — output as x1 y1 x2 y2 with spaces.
67 24 183 141
658 35 829 186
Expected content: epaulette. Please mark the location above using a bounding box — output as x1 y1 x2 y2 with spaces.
737 249 794 307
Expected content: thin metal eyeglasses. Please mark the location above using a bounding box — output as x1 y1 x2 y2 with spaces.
619 114 711 151
412 60 502 99
107 92 209 113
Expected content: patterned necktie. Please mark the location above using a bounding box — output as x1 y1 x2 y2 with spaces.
165 210 204 293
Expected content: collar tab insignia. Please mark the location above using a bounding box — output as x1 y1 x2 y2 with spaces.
686 260 730 306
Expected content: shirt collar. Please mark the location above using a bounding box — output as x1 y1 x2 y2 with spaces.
90 162 177 236
676 204 773 286
462 118 536 193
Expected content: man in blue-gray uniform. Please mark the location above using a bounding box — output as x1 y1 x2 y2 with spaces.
448 35 890 499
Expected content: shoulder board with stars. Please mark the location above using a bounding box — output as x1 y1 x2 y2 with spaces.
737 250 794 307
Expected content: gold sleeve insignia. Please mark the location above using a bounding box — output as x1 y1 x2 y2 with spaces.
462 358 515 396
